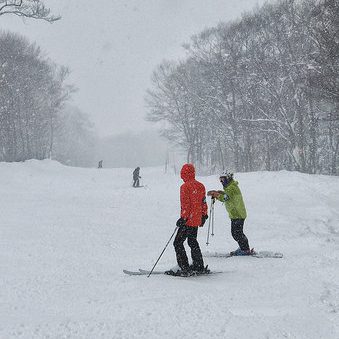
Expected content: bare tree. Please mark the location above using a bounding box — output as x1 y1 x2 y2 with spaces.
0 0 60 22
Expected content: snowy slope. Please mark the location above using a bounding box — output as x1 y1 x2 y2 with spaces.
0 160 338 338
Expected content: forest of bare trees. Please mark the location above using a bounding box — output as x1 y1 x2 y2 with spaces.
0 31 96 165
1 0 338 172
0 2 100 166
146 0 338 175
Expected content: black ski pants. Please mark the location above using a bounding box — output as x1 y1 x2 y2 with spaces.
173 225 204 271
231 219 250 251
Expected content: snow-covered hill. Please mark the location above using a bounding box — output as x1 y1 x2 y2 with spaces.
1 160 338 338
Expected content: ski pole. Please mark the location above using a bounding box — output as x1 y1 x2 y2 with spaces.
206 197 215 245
211 198 215 236
148 226 178 277
206 207 211 245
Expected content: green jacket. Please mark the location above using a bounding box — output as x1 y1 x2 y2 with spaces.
217 180 247 219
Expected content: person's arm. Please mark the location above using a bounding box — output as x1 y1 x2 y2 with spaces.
180 185 191 221
200 189 208 227
207 190 227 201
217 190 229 202
202 188 208 216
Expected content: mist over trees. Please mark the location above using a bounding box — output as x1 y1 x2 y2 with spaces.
0 31 96 166
0 29 170 168
146 0 339 175
96 130 170 168
53 105 97 167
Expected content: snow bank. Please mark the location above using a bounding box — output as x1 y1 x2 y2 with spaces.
0 160 338 338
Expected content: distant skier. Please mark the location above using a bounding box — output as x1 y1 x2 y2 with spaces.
132 167 141 187
168 163 209 276
207 172 253 256
98 160 103 169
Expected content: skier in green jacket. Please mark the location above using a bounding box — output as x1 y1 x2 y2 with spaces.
207 172 253 256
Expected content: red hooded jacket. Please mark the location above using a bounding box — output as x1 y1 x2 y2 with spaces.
180 164 208 227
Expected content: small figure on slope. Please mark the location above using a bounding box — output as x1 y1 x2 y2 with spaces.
207 172 253 256
132 167 141 187
167 163 209 276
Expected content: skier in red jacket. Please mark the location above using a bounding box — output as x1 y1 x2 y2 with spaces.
170 163 208 276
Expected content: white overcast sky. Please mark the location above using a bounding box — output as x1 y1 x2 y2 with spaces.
0 0 267 136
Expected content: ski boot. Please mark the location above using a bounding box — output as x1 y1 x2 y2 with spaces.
230 248 255 256
189 264 210 276
165 267 192 277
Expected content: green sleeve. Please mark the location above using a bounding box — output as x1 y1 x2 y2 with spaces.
217 192 227 203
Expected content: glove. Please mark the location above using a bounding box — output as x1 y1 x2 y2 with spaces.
200 215 208 227
207 190 220 199
176 217 186 228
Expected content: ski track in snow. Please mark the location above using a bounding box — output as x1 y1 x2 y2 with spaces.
0 160 338 338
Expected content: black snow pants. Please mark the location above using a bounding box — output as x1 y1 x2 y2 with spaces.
173 225 204 271
231 219 250 251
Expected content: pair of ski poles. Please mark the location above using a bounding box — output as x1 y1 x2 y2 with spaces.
147 196 216 277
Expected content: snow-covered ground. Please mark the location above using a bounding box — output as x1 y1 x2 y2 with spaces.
1 160 338 339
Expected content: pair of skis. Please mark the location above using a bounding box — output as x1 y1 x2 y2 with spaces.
123 250 283 277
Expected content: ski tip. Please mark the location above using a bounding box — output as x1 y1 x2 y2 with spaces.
123 269 144 275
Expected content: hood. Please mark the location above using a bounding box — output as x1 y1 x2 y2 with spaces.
180 163 195 182
221 178 238 188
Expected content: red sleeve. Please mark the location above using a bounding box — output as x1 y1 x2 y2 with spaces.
202 186 208 216
180 184 191 220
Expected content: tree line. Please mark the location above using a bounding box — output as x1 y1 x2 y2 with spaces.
0 31 96 165
146 0 338 175
0 1 97 166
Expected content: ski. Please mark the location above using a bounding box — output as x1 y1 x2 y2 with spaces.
164 270 224 277
123 269 165 276
140 269 223 276
139 269 167 275
123 269 145 276
123 268 224 277
204 250 283 259
253 251 283 258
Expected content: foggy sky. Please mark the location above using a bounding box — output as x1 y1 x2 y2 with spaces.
0 0 266 136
